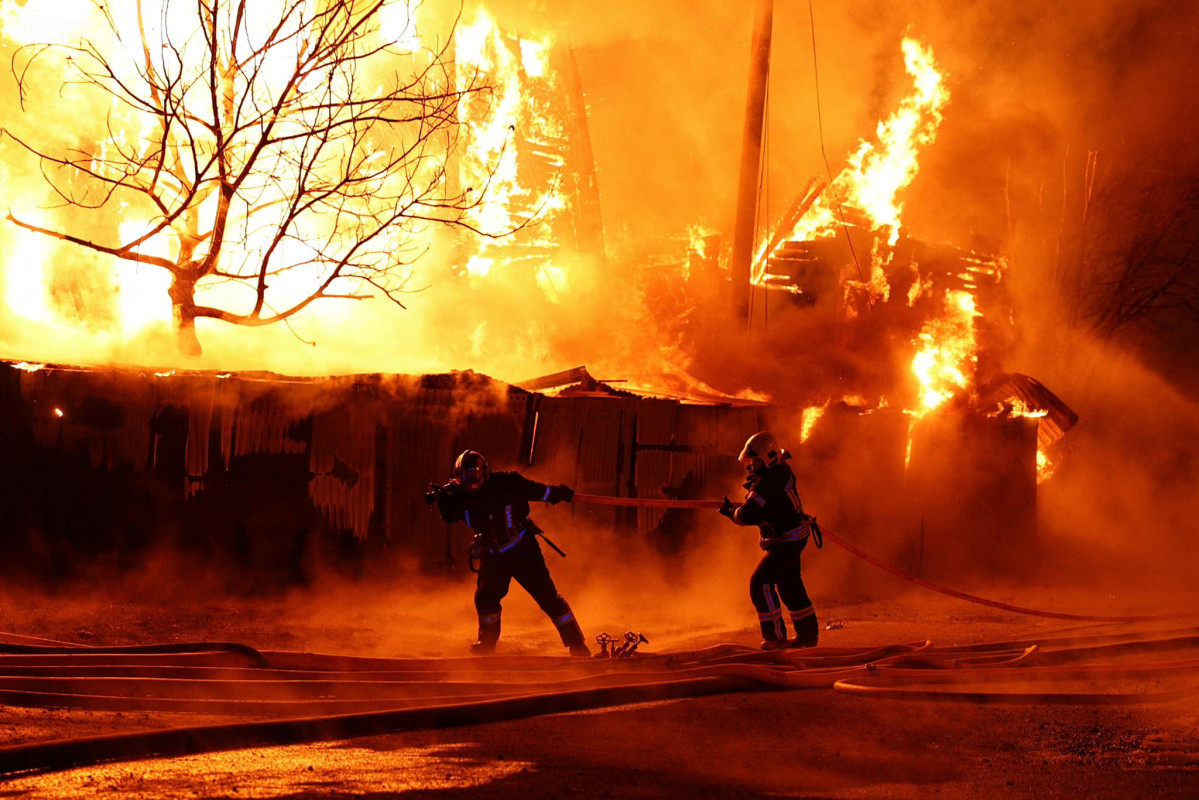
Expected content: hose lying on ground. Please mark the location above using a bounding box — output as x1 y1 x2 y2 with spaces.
0 642 268 667
0 628 1196 780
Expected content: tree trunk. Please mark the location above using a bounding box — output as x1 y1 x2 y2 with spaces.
168 272 202 357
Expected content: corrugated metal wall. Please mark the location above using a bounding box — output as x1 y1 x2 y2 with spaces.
0 361 1038 581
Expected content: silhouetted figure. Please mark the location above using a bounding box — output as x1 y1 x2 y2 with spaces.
719 431 821 650
427 450 589 657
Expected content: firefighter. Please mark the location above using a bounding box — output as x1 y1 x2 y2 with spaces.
718 431 821 650
428 450 590 657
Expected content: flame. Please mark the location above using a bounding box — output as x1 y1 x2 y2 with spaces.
379 1 423 53
758 37 948 280
456 7 568 281
910 289 979 414
1036 450 1057 484
845 38 947 246
800 404 827 443
996 399 1048 419
985 398 1053 483
4 234 56 324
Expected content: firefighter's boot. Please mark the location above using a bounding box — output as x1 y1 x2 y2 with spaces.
757 607 787 649
554 612 590 657
788 605 819 649
471 613 501 655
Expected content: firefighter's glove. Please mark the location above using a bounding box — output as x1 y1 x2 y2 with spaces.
718 496 735 520
547 484 575 504
432 481 459 521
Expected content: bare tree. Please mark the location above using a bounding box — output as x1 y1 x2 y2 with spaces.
2 0 495 355
1080 177 1199 340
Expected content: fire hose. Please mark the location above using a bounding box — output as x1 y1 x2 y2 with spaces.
570 493 1189 623
0 629 1197 780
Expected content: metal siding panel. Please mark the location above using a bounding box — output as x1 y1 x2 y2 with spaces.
632 399 679 532
575 397 623 490
310 400 379 542
386 387 459 563
527 396 585 481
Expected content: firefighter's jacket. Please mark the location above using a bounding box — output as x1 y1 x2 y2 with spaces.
436 471 567 553
732 462 815 550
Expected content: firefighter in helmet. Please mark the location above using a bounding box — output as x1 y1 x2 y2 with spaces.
718 431 821 650
428 450 590 657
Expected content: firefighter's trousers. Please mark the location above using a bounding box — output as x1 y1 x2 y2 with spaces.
749 538 818 646
474 531 587 652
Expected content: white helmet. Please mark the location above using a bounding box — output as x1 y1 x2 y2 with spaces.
739 431 784 469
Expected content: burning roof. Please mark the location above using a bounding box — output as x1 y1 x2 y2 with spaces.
518 365 766 406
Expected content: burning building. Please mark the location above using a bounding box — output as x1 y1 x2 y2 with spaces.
0 2 1081 584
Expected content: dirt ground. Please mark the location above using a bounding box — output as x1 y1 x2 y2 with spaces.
0 567 1196 800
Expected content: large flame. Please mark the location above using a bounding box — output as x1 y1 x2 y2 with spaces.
845 39 947 246
755 36 948 280
902 288 979 471
455 8 570 294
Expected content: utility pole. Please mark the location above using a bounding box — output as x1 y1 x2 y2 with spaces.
730 0 774 323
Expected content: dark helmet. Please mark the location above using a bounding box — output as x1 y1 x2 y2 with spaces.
455 450 490 490
739 431 783 471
